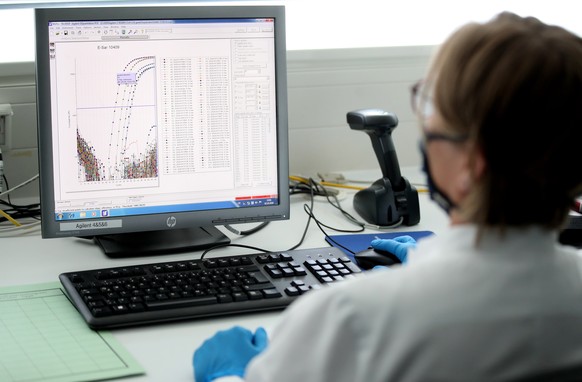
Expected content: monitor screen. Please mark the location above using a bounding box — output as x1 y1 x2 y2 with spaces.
35 5 289 257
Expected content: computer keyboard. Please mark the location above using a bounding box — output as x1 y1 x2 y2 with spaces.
59 246 362 329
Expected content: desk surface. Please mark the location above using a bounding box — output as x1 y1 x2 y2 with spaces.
0 168 448 381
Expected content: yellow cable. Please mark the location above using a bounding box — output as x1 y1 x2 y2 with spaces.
0 209 22 227
290 175 428 193
290 175 363 190
289 175 309 183
320 181 430 193
320 181 365 191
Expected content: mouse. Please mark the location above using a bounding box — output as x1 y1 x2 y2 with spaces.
353 247 401 270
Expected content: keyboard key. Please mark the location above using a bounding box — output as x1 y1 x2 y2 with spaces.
291 280 305 287
243 282 276 292
112 304 128 313
285 286 300 296
232 292 249 302
91 307 112 317
249 271 270 284
247 290 263 300
298 285 310 293
145 296 218 310
217 294 233 303
262 289 282 298
128 303 145 312
293 267 307 276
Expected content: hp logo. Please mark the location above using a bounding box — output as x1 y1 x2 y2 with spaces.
166 216 177 228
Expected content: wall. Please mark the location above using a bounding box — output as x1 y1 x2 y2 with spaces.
287 45 433 177
0 61 37 199
0 45 433 199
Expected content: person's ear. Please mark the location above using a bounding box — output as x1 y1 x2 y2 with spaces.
471 144 487 180
459 171 472 195
458 143 486 197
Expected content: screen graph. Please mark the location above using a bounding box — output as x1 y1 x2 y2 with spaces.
75 55 158 186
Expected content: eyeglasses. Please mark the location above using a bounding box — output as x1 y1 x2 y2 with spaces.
423 131 468 144
410 79 433 120
410 79 468 144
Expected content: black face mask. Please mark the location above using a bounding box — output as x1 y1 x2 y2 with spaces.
420 143 455 214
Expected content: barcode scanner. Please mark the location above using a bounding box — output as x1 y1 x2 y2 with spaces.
347 109 420 226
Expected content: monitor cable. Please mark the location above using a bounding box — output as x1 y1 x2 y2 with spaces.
199 243 270 260
291 175 404 230
195 175 405 259
0 173 40 199
200 177 324 258
292 176 404 255
0 173 41 235
223 221 270 236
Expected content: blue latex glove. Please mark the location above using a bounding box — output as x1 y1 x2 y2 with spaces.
370 235 417 264
193 326 268 382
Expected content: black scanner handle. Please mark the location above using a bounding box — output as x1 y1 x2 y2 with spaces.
347 109 404 190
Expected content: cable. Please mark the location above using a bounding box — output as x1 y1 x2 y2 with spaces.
289 176 338 198
302 204 357 255
315 172 429 193
291 174 364 192
1 173 11 204
0 147 4 194
201 178 320 258
0 220 41 235
0 174 41 229
320 181 364 191
199 243 271 260
285 178 317 251
0 174 39 198
223 221 270 236
0 208 21 226
200 175 404 258
293 178 370 255
289 176 403 250
307 177 404 230
298 179 401 252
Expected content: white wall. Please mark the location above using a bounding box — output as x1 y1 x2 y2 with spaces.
0 62 38 198
287 46 433 177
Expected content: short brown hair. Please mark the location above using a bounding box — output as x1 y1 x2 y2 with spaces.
427 12 582 230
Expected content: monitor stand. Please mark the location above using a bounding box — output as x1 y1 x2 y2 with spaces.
92 226 230 258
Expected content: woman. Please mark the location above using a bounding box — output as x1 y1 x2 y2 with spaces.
194 12 582 382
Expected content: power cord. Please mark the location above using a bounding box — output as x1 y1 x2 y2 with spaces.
223 222 270 236
201 176 330 258
200 243 270 260
295 175 404 231
317 171 429 193
0 220 41 236
0 174 39 199
298 177 404 254
218 174 336 238
0 173 41 234
302 204 358 255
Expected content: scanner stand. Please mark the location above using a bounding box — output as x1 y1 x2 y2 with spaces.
354 176 420 226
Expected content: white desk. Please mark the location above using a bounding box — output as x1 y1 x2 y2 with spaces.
0 168 448 381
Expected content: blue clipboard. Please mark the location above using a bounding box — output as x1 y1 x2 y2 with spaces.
325 230 435 262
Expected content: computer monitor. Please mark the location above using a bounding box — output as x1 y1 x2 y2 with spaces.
35 5 289 257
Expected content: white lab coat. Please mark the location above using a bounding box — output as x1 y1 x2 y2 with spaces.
216 225 582 382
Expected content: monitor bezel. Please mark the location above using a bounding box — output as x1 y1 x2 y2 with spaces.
35 5 289 243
